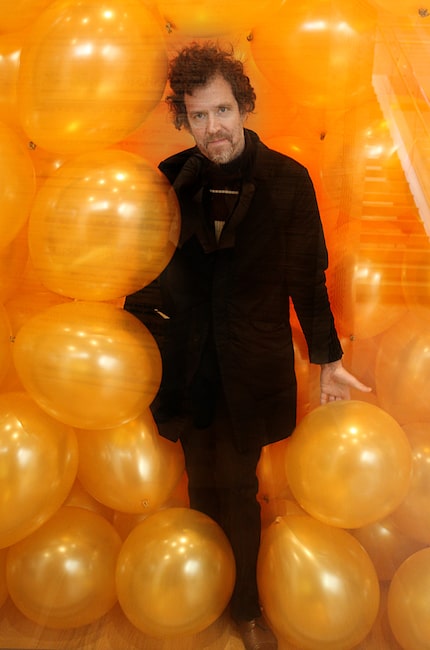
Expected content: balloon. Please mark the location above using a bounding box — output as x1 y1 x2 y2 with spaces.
257 438 292 502
12 301 162 429
258 515 380 649
351 515 426 582
387 548 430 650
28 149 180 301
375 312 430 424
63 479 113 521
0 392 78 549
0 31 25 128
0 304 12 388
116 507 235 637
17 0 168 154
0 123 36 248
389 423 430 545
156 0 284 37
0 548 8 609
285 400 412 528
369 0 429 19
0 0 53 33
6 506 121 629
251 0 376 110
0 229 29 304
76 409 185 514
328 221 408 339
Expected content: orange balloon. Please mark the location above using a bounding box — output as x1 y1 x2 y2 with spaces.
156 0 283 36
0 123 36 248
389 423 430 545
63 479 113 521
6 506 121 629
257 438 292 502
17 0 168 154
251 0 376 110
0 548 8 609
12 301 162 429
76 409 185 514
285 401 412 528
369 0 428 18
0 392 78 549
351 515 426 582
0 229 28 304
28 149 180 301
402 233 430 322
0 304 12 389
387 548 430 650
375 312 430 424
328 221 408 339
0 0 53 33
0 31 25 128
258 515 380 649
116 507 235 637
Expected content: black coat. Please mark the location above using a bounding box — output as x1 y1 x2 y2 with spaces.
125 129 342 451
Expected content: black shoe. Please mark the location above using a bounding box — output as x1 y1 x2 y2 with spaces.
237 616 278 650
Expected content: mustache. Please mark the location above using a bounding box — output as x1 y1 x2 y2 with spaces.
205 132 231 145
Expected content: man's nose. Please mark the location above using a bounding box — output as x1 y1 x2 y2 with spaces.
207 113 220 133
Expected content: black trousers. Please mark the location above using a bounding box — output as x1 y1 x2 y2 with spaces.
180 402 262 622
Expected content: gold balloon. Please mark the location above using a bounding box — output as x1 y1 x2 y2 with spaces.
0 304 12 389
351 515 426 582
0 548 8 609
388 548 430 650
76 409 185 514
6 506 121 629
258 515 380 649
286 401 412 528
390 422 430 545
17 0 168 154
28 150 180 301
0 392 78 549
116 507 236 637
0 0 53 33
12 301 162 429
0 123 36 248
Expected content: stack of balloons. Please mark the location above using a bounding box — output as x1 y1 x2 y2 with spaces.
1 1 430 649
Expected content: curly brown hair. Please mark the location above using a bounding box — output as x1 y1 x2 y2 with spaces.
165 42 256 130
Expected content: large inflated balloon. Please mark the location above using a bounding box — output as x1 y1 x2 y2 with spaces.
116 507 235 637
17 0 168 154
0 31 24 128
251 0 376 110
156 0 283 37
0 123 36 248
12 301 162 429
351 515 426 582
0 548 8 609
389 423 430 545
0 0 53 33
375 312 430 424
0 229 28 304
369 0 429 18
0 392 78 549
286 401 412 528
258 515 380 649
28 149 180 301
0 305 12 388
6 506 121 629
387 548 430 650
76 409 185 514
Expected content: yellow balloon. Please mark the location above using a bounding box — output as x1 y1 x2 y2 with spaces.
286 401 412 528
156 0 283 36
0 123 36 248
76 409 185 514
116 507 236 637
390 423 430 545
17 0 168 154
388 548 430 650
258 515 380 650
0 392 78 549
6 506 121 629
12 301 162 429
28 150 180 301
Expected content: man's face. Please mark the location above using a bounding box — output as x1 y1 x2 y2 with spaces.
184 74 246 165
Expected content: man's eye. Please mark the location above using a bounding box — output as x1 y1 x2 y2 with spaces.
219 106 228 113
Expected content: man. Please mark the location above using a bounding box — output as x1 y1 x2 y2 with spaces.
125 42 371 650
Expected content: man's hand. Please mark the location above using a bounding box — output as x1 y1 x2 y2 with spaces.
320 359 372 404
